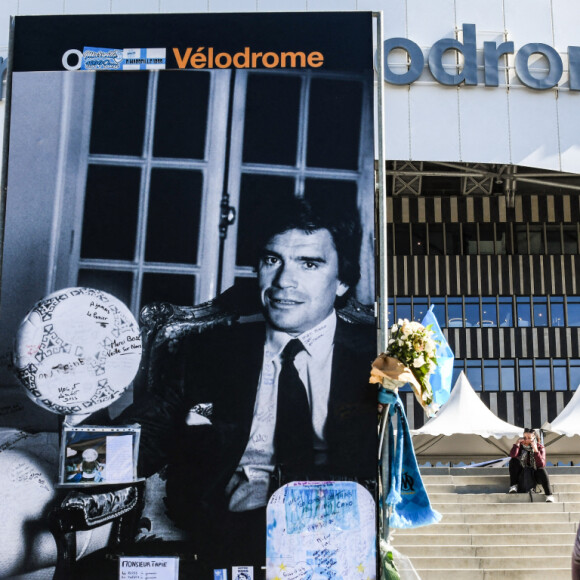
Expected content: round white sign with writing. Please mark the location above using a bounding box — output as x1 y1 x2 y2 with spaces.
13 287 142 415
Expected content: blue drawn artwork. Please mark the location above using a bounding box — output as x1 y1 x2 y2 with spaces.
266 482 376 580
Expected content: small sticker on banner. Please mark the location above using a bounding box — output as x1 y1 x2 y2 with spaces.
81 47 166 71
232 566 253 580
119 556 178 580
214 570 228 580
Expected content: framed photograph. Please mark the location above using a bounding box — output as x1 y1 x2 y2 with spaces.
59 424 140 486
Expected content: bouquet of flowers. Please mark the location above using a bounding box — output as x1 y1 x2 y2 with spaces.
370 319 439 417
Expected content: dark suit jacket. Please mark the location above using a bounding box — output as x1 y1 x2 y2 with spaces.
122 317 376 530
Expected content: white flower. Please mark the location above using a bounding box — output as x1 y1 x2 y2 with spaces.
413 354 425 368
425 401 440 418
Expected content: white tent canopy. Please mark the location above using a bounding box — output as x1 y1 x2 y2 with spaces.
542 385 580 463
411 372 523 463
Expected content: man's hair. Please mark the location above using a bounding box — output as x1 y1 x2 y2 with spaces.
253 195 362 290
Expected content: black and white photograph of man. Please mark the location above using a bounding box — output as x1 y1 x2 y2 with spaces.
110 196 377 575
0 12 376 578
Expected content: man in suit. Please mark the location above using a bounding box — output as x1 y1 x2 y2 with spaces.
124 197 376 574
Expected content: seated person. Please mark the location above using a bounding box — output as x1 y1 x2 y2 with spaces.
508 428 554 502
110 197 377 576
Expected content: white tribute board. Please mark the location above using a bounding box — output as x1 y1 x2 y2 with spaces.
266 481 376 580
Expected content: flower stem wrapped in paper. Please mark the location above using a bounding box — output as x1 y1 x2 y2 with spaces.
370 319 440 417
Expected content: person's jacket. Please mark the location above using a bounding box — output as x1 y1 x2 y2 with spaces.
509 440 547 467
120 317 376 529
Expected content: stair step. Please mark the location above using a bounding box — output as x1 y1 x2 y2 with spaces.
396 544 574 558
409 556 571 570
394 522 578 534
425 482 580 494
410 568 571 580
422 474 580 485
433 501 580 513
427 492 577 503
438 511 580 523
393 532 577 545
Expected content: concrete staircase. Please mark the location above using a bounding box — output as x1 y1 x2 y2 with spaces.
391 466 580 579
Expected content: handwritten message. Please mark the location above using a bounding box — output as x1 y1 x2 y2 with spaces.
266 482 376 580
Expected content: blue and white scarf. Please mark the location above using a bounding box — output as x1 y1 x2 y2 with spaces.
379 389 441 529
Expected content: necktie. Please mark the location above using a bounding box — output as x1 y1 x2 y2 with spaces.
274 338 314 471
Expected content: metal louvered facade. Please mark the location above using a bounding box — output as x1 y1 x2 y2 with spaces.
389 188 580 430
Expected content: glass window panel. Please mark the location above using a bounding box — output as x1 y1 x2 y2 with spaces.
388 224 394 255
563 225 578 254
429 298 446 327
141 273 195 309
236 174 296 267
77 269 133 310
535 359 551 391
533 297 548 327
553 360 568 391
445 224 461 255
304 179 358 221
452 361 463 390
516 297 531 327
501 360 515 391
465 297 480 327
243 73 301 165
567 297 580 326
395 224 410 255
495 224 509 255
145 169 202 264
413 297 429 322
550 296 564 327
448 297 463 327
412 224 427 255
428 224 444 255
396 297 411 321
514 225 528 254
519 360 534 391
154 70 209 159
529 225 544 254
499 297 513 327
466 360 482 391
462 226 477 255
570 359 580 391
481 297 497 327
90 72 148 156
483 360 499 391
307 78 362 170
478 224 495 255
545 225 562 254
81 165 140 260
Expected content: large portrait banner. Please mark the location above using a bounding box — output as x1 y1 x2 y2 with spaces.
1 11 377 579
